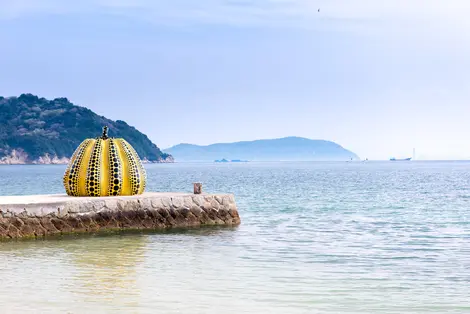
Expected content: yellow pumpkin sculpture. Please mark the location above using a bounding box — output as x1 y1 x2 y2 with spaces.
63 126 147 197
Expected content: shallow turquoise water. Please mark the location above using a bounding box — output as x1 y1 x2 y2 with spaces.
1 162 470 313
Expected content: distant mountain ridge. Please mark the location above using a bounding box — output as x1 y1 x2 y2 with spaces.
164 137 359 162
0 94 173 164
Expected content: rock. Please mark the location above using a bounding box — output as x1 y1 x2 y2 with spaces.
139 198 152 210
183 197 193 209
210 199 220 210
161 197 172 209
215 195 223 204
57 207 69 218
192 195 204 206
171 197 184 208
178 207 190 217
190 206 203 217
151 198 163 209
222 195 231 205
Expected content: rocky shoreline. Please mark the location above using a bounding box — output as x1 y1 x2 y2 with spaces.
0 150 175 165
0 192 240 239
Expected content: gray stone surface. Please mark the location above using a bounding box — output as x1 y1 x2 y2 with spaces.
0 192 240 239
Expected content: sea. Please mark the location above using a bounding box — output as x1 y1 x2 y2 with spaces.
0 161 469 313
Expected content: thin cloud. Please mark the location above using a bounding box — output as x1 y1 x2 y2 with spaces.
0 0 466 20
0 0 469 32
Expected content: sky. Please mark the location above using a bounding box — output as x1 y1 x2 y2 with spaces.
1 0 470 160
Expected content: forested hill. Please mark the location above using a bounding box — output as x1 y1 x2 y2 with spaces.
0 94 172 164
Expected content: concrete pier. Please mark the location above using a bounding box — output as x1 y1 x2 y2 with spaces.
0 192 240 239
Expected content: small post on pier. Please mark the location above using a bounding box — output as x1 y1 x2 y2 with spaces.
193 183 202 194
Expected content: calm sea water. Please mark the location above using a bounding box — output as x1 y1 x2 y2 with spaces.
1 162 470 313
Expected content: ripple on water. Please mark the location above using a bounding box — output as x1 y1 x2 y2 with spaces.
0 161 470 313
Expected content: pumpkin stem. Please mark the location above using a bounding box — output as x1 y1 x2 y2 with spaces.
101 126 109 139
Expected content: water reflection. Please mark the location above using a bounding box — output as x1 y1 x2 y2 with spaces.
0 227 241 313
69 235 147 309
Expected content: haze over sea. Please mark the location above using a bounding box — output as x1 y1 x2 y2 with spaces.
1 161 469 313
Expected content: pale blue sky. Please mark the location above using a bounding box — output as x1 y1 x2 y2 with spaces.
1 1 469 160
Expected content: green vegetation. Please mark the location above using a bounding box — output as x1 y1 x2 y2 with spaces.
0 94 171 163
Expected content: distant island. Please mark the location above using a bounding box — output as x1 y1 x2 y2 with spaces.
164 137 359 162
215 159 248 163
0 94 173 164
